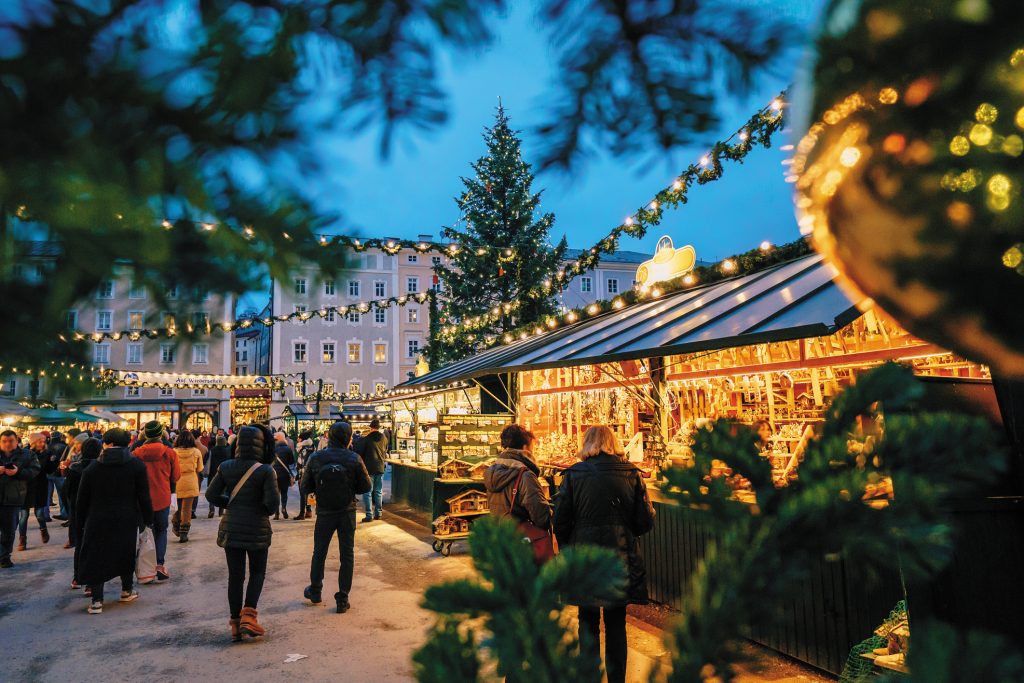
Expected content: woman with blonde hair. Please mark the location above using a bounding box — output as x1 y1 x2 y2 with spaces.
552 426 656 683
172 430 203 542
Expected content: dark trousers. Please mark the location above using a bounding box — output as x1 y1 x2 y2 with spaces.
192 474 204 515
578 605 628 683
309 510 356 600
90 573 133 602
0 505 19 562
225 547 268 619
277 479 289 514
152 507 170 565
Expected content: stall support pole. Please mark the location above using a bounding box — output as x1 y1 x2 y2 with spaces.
648 356 669 468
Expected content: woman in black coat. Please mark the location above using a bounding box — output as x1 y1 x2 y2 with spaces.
552 426 655 683
270 434 295 519
64 437 101 588
205 424 280 641
75 429 153 614
205 435 232 518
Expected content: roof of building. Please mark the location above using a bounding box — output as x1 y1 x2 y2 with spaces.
562 248 651 264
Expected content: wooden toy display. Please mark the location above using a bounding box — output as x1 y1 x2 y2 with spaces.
431 488 491 556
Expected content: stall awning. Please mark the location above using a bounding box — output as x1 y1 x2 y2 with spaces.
0 397 34 417
82 408 128 423
405 253 864 388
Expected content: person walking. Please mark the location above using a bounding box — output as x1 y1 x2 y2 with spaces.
206 434 231 518
45 431 69 520
76 429 153 614
552 426 656 683
190 428 209 519
271 432 295 520
354 418 388 522
293 430 314 521
205 424 280 641
18 432 52 551
483 424 551 532
133 421 180 581
172 430 203 543
0 430 41 568
300 421 371 614
65 437 101 589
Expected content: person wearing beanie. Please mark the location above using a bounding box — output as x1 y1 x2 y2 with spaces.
65 438 101 589
76 429 153 614
205 424 280 641
132 420 180 581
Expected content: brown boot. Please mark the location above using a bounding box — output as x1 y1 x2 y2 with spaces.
239 607 265 638
179 523 190 543
17 535 26 551
171 510 181 537
229 618 242 642
41 527 50 544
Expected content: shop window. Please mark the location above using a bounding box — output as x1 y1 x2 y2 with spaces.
96 280 114 299
374 281 386 297
159 387 174 397
293 342 307 363
406 277 419 294
348 382 361 397
374 309 386 325
407 307 419 324
347 342 361 364
374 342 387 364
580 277 592 293
192 344 209 365
66 310 78 330
375 382 387 395
128 310 145 330
322 342 336 364
127 343 143 365
160 344 176 364
129 281 146 299
324 279 335 296
96 310 112 331
607 278 619 294
295 278 307 295
93 343 110 365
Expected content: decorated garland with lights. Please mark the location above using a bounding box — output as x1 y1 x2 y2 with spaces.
96 369 305 391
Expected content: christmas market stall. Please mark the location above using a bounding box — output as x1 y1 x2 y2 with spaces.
396 250 1018 675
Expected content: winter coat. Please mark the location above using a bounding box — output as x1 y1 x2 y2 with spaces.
483 449 551 530
75 448 153 585
43 440 65 475
553 453 656 606
173 447 203 498
133 441 180 511
23 447 51 510
354 430 388 475
272 443 295 486
208 444 231 480
299 446 372 513
0 448 41 507
205 427 279 550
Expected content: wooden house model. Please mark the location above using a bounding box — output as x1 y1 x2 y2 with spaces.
468 459 495 480
446 489 489 515
432 515 472 536
437 458 473 480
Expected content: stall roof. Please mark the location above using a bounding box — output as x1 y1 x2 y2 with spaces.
404 253 864 388
0 397 34 417
82 408 127 423
273 403 341 421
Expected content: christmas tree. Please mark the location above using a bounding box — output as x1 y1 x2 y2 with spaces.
430 105 567 366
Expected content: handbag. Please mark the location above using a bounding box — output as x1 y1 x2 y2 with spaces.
274 455 296 487
511 468 556 565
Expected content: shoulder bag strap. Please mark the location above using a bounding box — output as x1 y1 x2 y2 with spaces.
229 463 262 505
510 467 526 509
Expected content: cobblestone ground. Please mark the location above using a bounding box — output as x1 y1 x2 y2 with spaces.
0 481 832 683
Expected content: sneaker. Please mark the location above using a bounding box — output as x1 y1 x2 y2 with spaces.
361 515 373 523
303 585 322 604
155 566 170 582
0 559 12 569
335 599 351 614
70 580 81 590
119 589 139 603
373 511 382 520
87 601 103 614
84 586 92 597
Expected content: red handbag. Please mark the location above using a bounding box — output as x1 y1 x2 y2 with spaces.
511 468 556 564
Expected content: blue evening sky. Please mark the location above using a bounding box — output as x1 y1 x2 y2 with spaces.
307 0 825 263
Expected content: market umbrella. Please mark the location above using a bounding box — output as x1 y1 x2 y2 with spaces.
19 408 81 426
82 408 126 423
65 410 102 423
0 397 33 418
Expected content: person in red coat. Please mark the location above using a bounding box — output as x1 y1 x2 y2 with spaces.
132 421 179 582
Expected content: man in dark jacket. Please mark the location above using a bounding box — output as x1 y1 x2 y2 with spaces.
0 430 41 568
300 421 371 613
483 424 551 531
354 418 388 522
18 432 52 550
45 431 69 520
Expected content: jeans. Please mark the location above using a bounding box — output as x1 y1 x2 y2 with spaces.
47 474 68 517
152 507 170 565
362 473 384 517
90 574 133 603
578 605 628 683
309 510 356 601
0 505 19 562
225 547 268 619
18 507 47 537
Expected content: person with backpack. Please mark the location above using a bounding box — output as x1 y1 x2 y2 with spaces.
353 418 388 522
299 421 371 614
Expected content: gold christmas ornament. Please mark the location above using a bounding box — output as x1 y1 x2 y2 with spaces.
795 0 1024 377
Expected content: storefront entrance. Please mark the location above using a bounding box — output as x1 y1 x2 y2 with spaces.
184 410 214 433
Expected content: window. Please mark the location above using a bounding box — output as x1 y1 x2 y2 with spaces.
126 343 143 365
159 387 174 397
237 365 248 375
407 307 419 324
160 344 176 364
162 311 175 329
407 338 421 359
430 276 442 293
294 305 307 314
580 277 592 293
125 386 140 398
96 311 113 331
374 308 386 325
374 281 386 297
322 383 335 396
192 344 209 365
66 310 78 330
375 382 387 395
346 311 361 324
165 284 179 299
292 342 307 363
192 388 207 397
407 254 418 263
2 379 16 396
607 278 619 294
93 388 109 399
235 349 248 362
347 342 361 364
406 277 419 293
348 382 361 397
374 342 387 364
431 256 441 265
348 280 360 297
192 311 210 330
324 280 335 296
197 289 210 301
129 281 146 299
93 343 110 365
322 342 336 364
294 278 307 295
324 309 336 323
97 280 114 299
128 311 145 330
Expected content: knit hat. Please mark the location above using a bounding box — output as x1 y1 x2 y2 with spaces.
144 420 164 439
72 432 90 445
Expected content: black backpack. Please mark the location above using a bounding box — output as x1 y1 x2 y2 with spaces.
316 462 353 509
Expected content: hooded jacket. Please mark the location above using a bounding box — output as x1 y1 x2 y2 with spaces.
483 448 551 530
354 430 388 475
0 447 41 507
205 425 280 550
133 440 180 511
